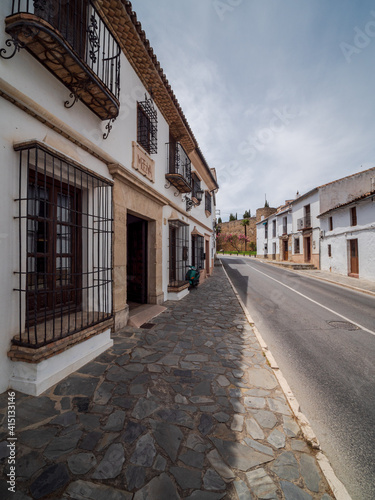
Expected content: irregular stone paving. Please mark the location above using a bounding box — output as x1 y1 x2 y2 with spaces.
0 263 335 499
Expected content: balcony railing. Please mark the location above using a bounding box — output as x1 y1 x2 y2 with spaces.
165 142 192 193
2 0 120 121
297 215 312 230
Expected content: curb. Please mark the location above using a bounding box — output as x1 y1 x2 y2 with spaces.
257 258 375 298
219 257 352 500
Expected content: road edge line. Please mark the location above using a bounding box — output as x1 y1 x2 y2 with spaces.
219 257 352 500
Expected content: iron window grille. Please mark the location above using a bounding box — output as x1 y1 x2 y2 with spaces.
137 96 157 154
192 235 205 270
264 222 268 239
168 220 189 287
192 173 201 201
14 142 113 348
205 192 212 213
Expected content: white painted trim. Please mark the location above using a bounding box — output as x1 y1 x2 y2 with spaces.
9 330 113 396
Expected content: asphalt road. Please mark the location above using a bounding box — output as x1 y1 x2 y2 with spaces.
221 256 375 500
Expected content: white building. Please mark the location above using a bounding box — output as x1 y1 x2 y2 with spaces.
256 203 292 261
290 189 321 268
0 0 218 395
319 191 375 280
256 168 375 272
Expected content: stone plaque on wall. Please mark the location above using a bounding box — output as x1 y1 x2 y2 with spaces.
132 141 155 183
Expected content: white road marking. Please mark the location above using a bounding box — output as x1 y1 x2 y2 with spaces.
243 261 375 337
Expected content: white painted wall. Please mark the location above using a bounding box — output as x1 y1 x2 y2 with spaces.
0 3 216 394
320 197 375 280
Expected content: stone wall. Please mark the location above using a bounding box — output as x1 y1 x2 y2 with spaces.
217 217 257 252
256 207 278 222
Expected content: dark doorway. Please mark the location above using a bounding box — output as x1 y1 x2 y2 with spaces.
127 214 148 304
304 236 311 262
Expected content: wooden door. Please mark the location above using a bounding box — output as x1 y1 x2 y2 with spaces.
283 240 288 261
349 239 359 276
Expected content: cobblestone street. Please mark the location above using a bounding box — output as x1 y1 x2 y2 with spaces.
0 264 334 499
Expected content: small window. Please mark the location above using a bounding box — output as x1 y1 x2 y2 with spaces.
272 220 276 238
350 207 357 226
137 96 157 154
294 237 300 254
329 216 333 231
328 244 332 257
264 222 268 239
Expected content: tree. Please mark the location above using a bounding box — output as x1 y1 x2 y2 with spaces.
241 218 250 251
264 200 269 208
243 210 251 219
229 213 236 221
218 217 222 224
217 233 249 253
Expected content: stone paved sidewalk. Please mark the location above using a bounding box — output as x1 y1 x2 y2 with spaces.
0 264 335 499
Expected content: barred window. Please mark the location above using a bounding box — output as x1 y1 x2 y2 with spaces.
168 220 189 287
205 191 212 214
192 235 204 269
15 142 113 348
137 96 157 154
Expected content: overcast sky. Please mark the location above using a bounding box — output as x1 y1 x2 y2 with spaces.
132 0 375 221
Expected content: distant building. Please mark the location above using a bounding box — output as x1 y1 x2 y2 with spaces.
319 191 375 280
256 167 375 277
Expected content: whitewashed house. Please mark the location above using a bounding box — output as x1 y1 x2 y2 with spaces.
0 0 218 395
290 189 321 268
319 191 375 280
256 203 292 261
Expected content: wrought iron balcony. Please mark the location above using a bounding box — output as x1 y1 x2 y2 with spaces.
297 215 312 230
165 142 192 193
1 0 120 122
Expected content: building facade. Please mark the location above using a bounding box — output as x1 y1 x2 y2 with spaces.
319 192 375 280
256 169 375 275
0 0 218 395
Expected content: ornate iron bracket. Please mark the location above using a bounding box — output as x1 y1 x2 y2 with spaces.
182 195 194 212
64 92 79 109
164 180 180 196
0 36 25 60
103 117 116 140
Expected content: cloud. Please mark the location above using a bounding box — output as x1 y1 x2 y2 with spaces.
132 0 375 221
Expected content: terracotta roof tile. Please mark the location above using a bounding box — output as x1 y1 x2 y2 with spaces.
318 190 375 217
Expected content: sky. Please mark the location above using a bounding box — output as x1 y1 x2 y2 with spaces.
131 0 375 221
